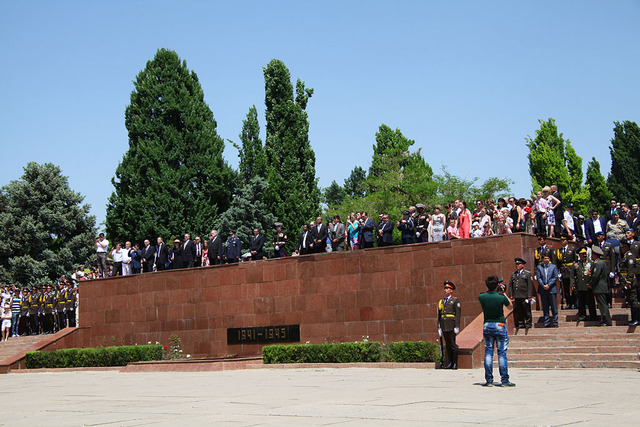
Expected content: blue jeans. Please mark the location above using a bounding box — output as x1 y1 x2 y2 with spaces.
483 322 509 384
11 312 20 336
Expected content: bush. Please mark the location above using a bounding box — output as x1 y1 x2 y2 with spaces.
262 341 438 364
385 341 439 363
25 345 162 369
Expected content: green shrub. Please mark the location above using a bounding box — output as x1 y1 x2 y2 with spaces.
385 341 439 363
263 341 439 364
25 345 162 369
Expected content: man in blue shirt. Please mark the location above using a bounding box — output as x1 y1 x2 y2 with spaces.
479 275 514 387
535 255 559 327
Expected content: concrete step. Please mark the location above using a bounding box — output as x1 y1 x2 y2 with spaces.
511 329 639 339
510 338 640 347
507 360 640 369
509 346 638 355
0 336 45 361
509 352 635 361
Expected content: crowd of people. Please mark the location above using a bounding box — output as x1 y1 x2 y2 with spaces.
0 277 78 341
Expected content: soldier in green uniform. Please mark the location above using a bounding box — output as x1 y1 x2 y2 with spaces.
19 288 29 336
627 228 640 309
27 288 39 335
572 247 596 321
557 234 579 309
43 284 56 334
508 258 535 330
618 239 640 326
589 246 612 326
415 204 429 243
437 281 461 369
594 231 615 308
65 281 77 328
535 234 556 267
273 223 288 258
55 283 66 331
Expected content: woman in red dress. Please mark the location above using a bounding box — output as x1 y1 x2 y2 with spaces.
458 201 471 239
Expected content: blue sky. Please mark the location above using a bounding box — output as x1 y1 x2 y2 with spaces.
1 1 638 230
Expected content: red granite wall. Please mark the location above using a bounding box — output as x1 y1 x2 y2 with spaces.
79 233 542 358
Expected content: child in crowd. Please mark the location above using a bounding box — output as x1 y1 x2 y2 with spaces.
1 303 11 341
447 218 460 240
471 220 483 238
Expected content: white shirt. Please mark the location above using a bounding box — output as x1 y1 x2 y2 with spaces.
593 218 603 234
96 239 109 253
563 211 575 232
111 249 124 262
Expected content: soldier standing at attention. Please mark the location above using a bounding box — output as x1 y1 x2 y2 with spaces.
534 234 556 267
508 258 535 330
557 234 579 309
589 246 612 326
572 247 596 322
415 204 429 243
273 223 288 258
618 239 640 326
437 281 461 369
224 230 242 264
594 231 615 307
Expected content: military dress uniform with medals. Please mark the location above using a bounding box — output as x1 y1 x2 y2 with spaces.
273 223 288 258
508 258 535 329
557 237 578 309
594 232 615 306
415 204 429 243
437 281 461 369
618 239 640 325
572 248 596 321
534 237 556 267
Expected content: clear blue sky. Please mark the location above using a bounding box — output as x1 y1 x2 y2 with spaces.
1 1 638 229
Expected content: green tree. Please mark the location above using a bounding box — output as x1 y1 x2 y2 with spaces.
526 118 571 195
233 105 267 183
263 59 320 245
105 48 235 244
215 177 277 257
343 166 367 198
586 157 613 214
0 163 96 287
323 180 346 207
564 140 590 214
608 120 640 203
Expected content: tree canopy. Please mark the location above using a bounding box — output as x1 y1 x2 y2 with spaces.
0 163 96 286
105 48 235 244
608 120 640 203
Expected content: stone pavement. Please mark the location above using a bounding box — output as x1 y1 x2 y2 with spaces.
4 367 640 426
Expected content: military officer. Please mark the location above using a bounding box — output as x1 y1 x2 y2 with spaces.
618 239 640 326
557 234 579 309
19 288 29 336
508 258 536 329
589 246 612 326
273 222 288 258
224 230 242 264
627 228 640 296
415 204 429 243
437 281 461 369
535 233 556 267
27 287 39 335
64 281 77 328
43 284 56 334
572 247 596 321
55 283 66 331
594 231 615 307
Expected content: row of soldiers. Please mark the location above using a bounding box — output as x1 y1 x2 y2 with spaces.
521 228 640 326
18 281 77 336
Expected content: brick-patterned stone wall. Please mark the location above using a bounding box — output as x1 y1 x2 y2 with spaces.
80 233 542 358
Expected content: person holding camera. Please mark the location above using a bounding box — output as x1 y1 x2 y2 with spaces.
94 233 109 278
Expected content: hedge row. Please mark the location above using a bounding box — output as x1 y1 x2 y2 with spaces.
25 345 163 369
262 341 439 364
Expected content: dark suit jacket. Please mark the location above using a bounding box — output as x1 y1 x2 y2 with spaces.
311 224 328 248
250 234 265 253
380 220 394 244
129 249 142 270
225 237 241 260
142 245 155 264
170 246 182 269
361 218 375 243
208 237 223 263
182 240 196 263
155 242 169 266
297 230 313 253
585 217 607 243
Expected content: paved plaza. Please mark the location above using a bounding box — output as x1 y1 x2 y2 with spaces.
4 367 640 426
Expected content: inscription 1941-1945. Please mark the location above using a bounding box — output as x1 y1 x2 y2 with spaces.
227 324 301 345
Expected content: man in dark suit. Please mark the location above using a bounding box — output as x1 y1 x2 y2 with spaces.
194 236 203 267
250 228 265 261
604 198 618 223
130 243 142 274
182 233 196 268
331 215 346 252
311 216 328 253
584 210 607 246
141 239 155 273
297 224 313 255
535 254 559 327
378 214 394 246
155 237 169 271
360 212 375 249
208 230 223 265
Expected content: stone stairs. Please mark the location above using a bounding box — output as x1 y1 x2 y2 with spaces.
507 306 640 368
0 335 46 363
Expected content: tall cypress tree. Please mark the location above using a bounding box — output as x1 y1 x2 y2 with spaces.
263 59 320 244
526 118 571 195
607 120 640 203
106 48 234 243
586 157 612 214
233 105 266 183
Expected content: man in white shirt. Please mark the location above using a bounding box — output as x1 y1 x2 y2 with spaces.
563 203 576 240
94 233 109 278
122 241 133 275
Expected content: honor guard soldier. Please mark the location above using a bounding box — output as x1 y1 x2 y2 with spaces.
273 222 288 258
27 288 39 335
397 210 416 245
535 233 556 267
508 258 535 330
627 228 640 287
589 246 613 326
437 281 461 369
43 284 56 334
19 288 29 336
618 239 640 326
55 284 66 331
572 247 596 321
557 234 578 309
65 281 77 327
594 231 615 307
415 204 429 243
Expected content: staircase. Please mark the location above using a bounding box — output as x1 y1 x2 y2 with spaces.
508 305 640 368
